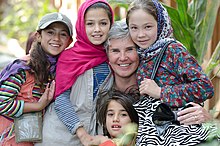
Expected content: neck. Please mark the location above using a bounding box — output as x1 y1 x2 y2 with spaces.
114 74 137 92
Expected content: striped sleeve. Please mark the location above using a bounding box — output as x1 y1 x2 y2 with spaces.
54 89 80 134
0 70 26 118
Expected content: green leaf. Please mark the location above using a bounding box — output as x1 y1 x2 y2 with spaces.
176 0 189 27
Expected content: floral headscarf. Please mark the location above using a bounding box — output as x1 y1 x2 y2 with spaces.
138 0 174 60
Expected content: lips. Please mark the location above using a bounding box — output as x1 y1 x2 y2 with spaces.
119 63 130 67
92 34 103 38
111 124 121 131
50 43 61 47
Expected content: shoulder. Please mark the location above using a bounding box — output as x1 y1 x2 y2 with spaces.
166 41 190 57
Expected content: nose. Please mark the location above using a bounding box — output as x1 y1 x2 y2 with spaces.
53 33 60 41
113 114 119 122
137 29 145 38
94 24 101 32
119 52 128 61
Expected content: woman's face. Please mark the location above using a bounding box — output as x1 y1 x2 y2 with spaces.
85 8 111 45
106 100 132 138
108 36 139 79
128 9 157 49
37 22 72 56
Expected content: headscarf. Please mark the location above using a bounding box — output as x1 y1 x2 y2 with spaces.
0 55 57 86
138 0 174 60
55 0 114 97
0 58 30 86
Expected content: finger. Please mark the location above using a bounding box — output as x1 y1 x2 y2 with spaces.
44 83 50 95
50 80 55 92
187 102 199 107
177 106 196 116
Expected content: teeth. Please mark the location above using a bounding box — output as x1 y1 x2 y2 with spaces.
93 35 101 38
119 64 129 67
51 44 60 47
112 125 121 128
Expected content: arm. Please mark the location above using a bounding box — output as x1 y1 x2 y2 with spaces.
0 71 26 118
160 43 214 107
54 89 93 144
0 70 54 118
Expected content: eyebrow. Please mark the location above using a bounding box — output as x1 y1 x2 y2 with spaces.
107 109 127 112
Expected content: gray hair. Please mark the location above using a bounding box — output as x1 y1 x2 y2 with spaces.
104 19 130 51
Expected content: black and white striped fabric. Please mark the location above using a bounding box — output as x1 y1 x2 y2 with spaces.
133 97 220 146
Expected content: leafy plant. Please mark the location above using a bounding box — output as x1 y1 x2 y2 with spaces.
163 0 220 75
0 0 56 48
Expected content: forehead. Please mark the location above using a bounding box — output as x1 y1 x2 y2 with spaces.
107 100 125 110
85 8 109 21
109 37 135 48
129 9 156 24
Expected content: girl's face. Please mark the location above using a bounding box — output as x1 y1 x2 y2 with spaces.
106 100 132 138
85 8 111 45
37 22 72 56
108 37 139 79
128 9 157 49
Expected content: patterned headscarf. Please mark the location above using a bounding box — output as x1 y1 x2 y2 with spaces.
138 0 174 60
55 0 114 97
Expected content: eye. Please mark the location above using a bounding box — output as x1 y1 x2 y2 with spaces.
127 46 136 51
130 26 137 31
120 112 129 117
110 48 120 53
47 30 54 35
100 21 108 26
60 32 68 37
145 25 153 29
107 113 114 117
86 22 93 26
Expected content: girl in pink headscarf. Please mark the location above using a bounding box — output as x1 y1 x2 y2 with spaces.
35 0 114 146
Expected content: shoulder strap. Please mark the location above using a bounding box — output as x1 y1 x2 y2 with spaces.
150 40 175 80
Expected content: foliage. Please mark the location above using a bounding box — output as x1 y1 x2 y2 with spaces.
163 0 220 66
0 0 56 48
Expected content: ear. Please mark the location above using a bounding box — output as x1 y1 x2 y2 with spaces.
35 32 42 42
68 38 73 46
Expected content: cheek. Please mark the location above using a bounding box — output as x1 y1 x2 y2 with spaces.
124 118 132 125
103 26 110 36
85 27 91 37
130 32 138 43
108 54 117 64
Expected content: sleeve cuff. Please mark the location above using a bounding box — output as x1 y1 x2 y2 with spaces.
71 121 84 134
14 100 24 117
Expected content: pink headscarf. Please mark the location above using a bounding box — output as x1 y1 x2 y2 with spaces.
55 0 114 97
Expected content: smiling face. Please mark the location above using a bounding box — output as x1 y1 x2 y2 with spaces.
128 9 157 49
106 100 132 138
36 22 72 56
85 8 111 45
107 36 139 79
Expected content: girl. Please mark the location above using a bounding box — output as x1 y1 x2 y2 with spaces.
97 91 139 146
126 0 216 145
35 0 114 146
0 12 73 146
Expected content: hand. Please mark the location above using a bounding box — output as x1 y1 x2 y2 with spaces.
139 78 161 99
177 102 212 125
88 135 109 146
76 127 93 146
37 80 55 110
